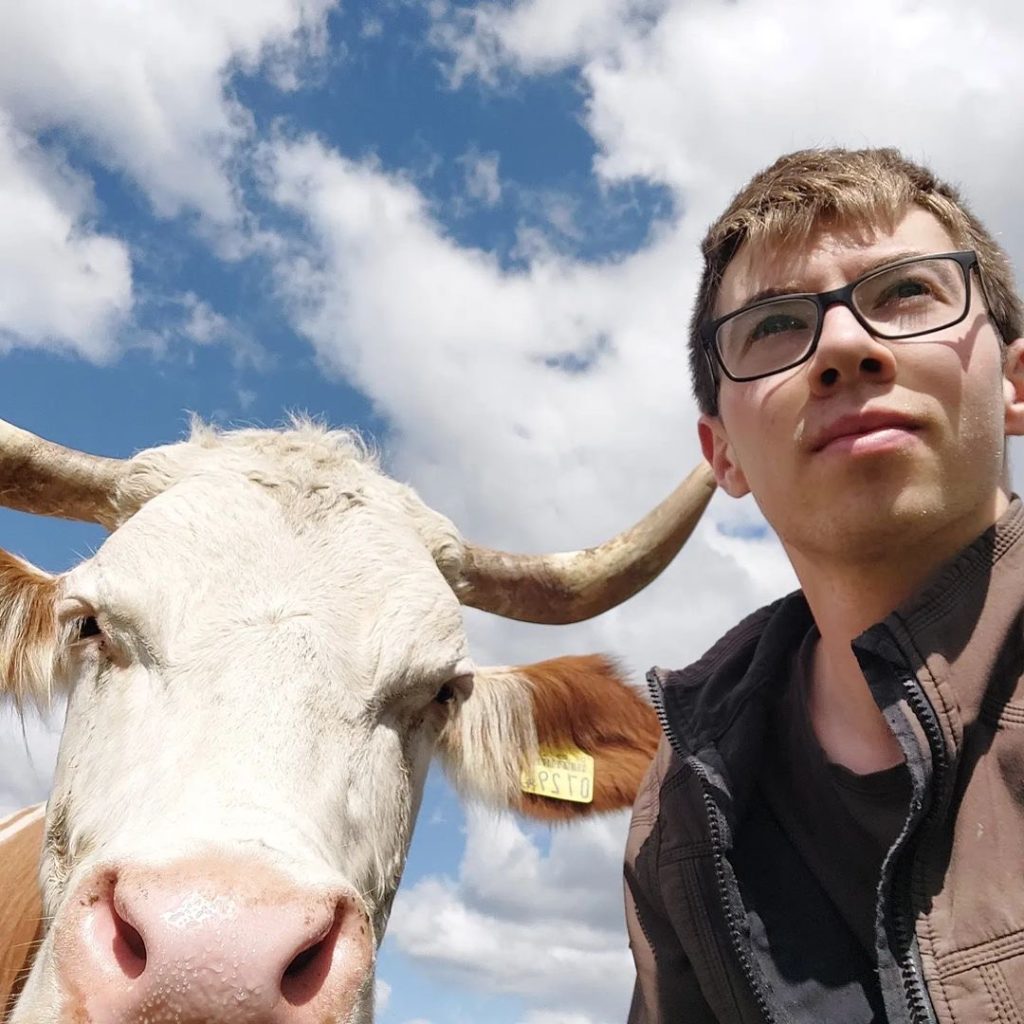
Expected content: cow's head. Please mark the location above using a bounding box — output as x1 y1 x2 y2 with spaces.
0 418 713 1024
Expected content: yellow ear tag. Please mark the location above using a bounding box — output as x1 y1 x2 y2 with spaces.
520 746 594 804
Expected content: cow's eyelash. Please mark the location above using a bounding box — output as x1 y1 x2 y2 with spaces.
434 673 473 707
370 671 468 717
434 682 456 705
73 616 103 643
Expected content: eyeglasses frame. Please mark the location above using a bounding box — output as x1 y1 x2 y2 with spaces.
701 249 981 384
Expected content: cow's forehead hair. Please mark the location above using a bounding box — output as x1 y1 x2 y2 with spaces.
63 420 470 688
109 419 465 578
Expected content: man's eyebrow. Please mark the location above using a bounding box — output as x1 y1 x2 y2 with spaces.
736 249 929 309
740 282 806 307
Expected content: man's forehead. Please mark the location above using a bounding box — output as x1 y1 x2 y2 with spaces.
715 207 959 315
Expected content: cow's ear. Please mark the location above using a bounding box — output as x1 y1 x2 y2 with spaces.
437 655 659 822
512 655 660 821
0 548 65 712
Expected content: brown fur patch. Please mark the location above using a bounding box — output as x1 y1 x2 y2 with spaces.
514 655 660 822
0 806 45 1017
0 548 64 711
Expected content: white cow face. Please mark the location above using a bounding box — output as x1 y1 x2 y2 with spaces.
15 442 483 1023
46 470 472 926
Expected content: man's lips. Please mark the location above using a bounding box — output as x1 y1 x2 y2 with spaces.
808 411 922 452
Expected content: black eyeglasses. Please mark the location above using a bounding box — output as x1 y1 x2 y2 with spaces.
702 250 980 383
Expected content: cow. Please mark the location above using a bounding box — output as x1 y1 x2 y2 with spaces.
0 416 714 1023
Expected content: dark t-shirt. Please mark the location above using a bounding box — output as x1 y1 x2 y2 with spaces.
731 629 912 1021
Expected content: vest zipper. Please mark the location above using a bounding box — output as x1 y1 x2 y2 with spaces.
648 671 776 1024
886 670 945 1024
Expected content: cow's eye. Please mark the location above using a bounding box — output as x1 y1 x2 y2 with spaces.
75 617 102 642
434 682 456 705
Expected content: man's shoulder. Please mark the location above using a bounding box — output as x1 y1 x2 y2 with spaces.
649 590 813 754
657 591 804 688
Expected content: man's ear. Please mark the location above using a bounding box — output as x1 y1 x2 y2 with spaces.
698 414 750 498
1004 338 1024 437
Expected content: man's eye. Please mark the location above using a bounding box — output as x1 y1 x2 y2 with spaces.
879 278 929 303
750 314 807 341
74 617 102 642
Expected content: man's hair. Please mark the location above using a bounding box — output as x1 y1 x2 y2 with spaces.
689 147 1024 415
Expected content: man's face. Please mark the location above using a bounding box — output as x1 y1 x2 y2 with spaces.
699 207 1024 562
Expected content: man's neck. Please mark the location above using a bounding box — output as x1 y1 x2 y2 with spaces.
785 491 1010 774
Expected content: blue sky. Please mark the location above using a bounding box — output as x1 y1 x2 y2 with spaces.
2 2 1023 1022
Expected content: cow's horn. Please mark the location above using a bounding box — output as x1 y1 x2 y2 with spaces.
0 419 125 529
454 460 716 624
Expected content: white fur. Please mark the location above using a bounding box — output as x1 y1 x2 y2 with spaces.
438 667 537 806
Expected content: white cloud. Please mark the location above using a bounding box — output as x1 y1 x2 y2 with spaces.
521 1013 606 1024
432 0 1024 276
237 387 258 410
127 291 272 371
0 115 132 359
262 135 692 522
181 293 233 346
0 703 63 817
375 979 392 1013
459 148 502 207
390 810 633 1024
0 0 337 223
433 0 663 85
362 16 385 40
0 0 337 357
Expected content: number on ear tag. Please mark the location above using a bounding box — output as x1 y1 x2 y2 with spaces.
520 747 594 804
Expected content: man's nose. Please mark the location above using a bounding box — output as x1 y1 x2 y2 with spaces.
807 302 897 392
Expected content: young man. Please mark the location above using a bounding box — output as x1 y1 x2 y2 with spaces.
624 148 1024 1024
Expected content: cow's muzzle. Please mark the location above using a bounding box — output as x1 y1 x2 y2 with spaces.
50 853 374 1023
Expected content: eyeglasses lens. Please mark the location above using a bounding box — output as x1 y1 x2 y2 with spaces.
852 257 966 338
715 256 968 381
716 299 818 381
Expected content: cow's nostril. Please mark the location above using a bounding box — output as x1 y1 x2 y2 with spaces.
280 912 341 1006
110 899 147 979
284 942 320 977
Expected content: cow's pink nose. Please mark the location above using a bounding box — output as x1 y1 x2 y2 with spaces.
54 856 374 1023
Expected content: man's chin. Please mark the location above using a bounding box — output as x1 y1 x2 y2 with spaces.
783 481 1000 568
